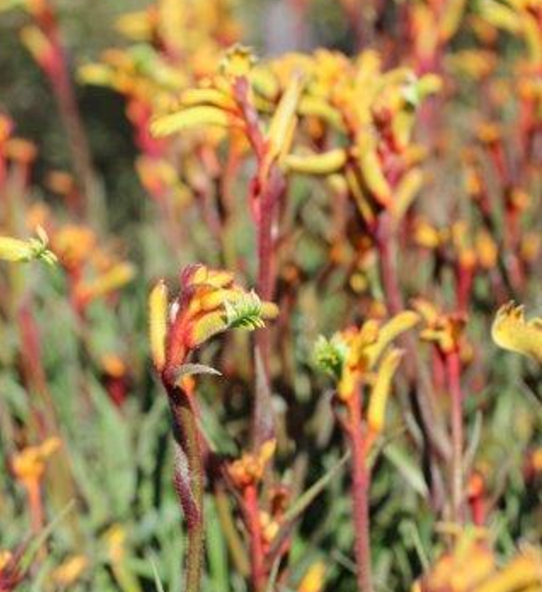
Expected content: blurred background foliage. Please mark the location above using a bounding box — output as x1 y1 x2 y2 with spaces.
0 1 541 592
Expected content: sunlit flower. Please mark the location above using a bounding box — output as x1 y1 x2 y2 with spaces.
491 301 542 363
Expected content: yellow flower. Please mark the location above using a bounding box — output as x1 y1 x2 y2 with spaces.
413 299 466 355
105 524 127 565
315 311 419 403
0 228 56 266
298 561 326 592
220 44 257 78
51 555 88 586
491 301 542 363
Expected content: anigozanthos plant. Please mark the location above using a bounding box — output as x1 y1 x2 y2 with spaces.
314 311 419 592
148 264 278 592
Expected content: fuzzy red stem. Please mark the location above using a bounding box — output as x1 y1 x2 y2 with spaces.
346 390 374 592
244 484 266 592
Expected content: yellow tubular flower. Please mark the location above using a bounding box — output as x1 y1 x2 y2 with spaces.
19 25 53 68
439 0 469 42
51 555 88 587
298 561 326 592
150 106 242 138
149 280 169 372
364 311 420 369
491 301 542 363
356 134 392 207
179 88 237 111
285 149 347 175
393 168 424 220
367 348 404 436
266 73 304 164
0 228 56 265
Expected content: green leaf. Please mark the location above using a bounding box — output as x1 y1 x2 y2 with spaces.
224 291 266 330
312 334 348 379
383 443 428 498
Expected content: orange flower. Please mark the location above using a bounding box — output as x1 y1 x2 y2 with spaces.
227 440 276 489
11 437 61 487
51 224 97 270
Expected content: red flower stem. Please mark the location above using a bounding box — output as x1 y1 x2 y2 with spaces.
167 385 205 592
374 212 403 314
26 480 44 536
37 6 96 216
446 350 464 524
374 212 450 462
234 75 282 446
244 484 266 592
345 389 374 592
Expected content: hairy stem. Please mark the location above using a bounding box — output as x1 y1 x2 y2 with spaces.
346 390 374 592
169 387 205 592
244 484 266 592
